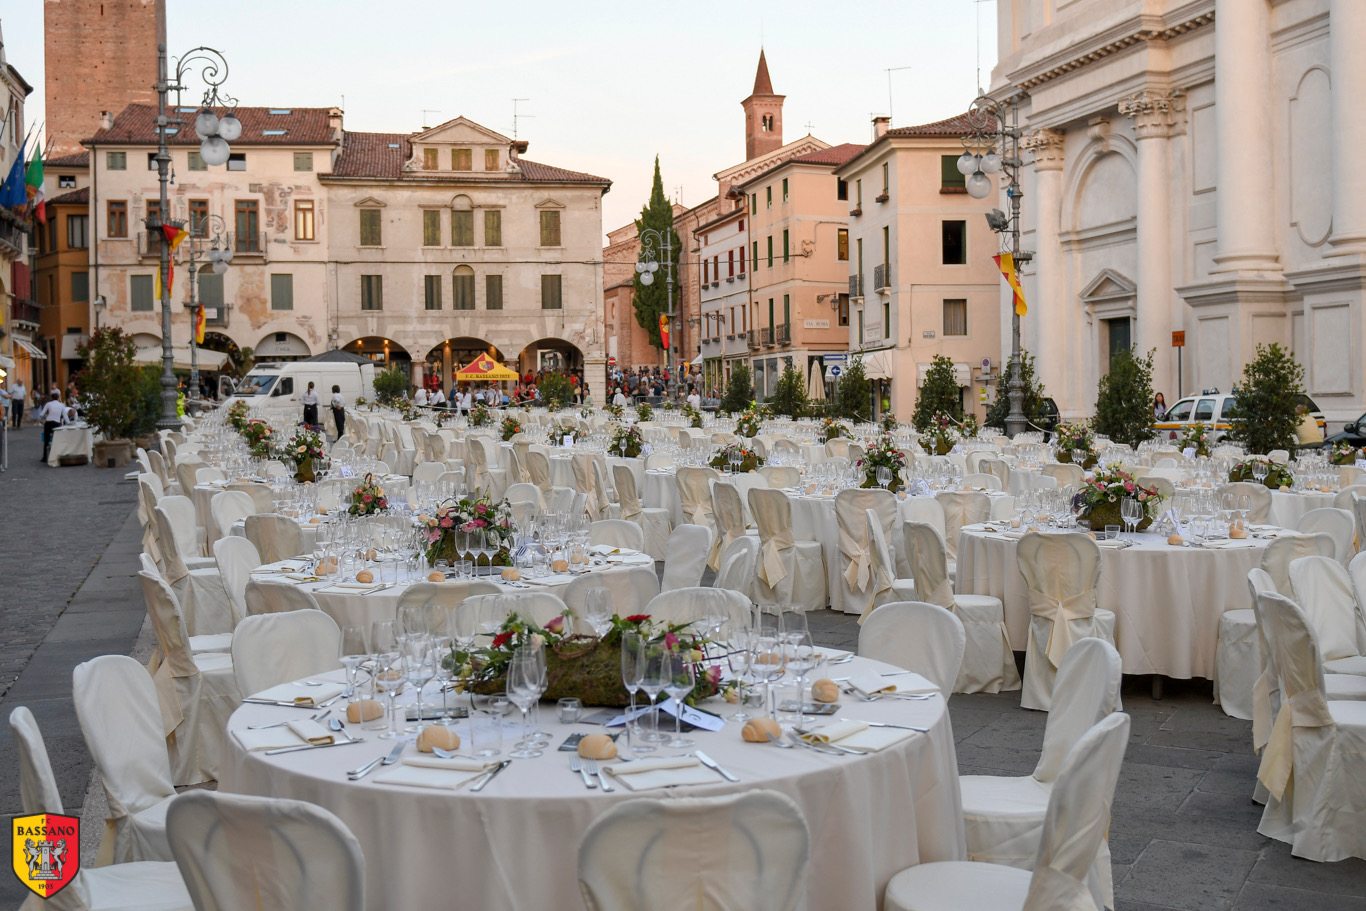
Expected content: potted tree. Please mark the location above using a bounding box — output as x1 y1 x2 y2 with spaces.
78 328 157 467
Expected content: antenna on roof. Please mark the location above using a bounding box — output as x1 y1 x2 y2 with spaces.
421 110 439 130
512 99 533 140
885 66 912 126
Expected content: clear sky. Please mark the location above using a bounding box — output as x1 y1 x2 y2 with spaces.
4 0 997 241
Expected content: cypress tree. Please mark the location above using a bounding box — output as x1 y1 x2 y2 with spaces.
633 157 682 349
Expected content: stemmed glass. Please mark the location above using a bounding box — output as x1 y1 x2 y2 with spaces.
662 648 696 749
583 588 614 638
876 466 892 490
402 635 436 732
749 636 785 720
339 625 369 704
369 620 402 740
1120 498 1141 539
428 618 456 722
1252 461 1269 485
397 604 428 641
507 646 545 759
784 631 821 731
720 617 755 723
620 631 653 754
638 642 669 743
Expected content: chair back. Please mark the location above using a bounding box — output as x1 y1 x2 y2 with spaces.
527 449 554 492
412 461 445 483
563 567 659 618
934 490 990 560
1041 462 1084 488
437 469 466 490
578 790 809 911
590 519 646 552
711 481 747 558
1034 638 1122 783
612 465 643 521
232 611 342 696
961 472 1003 491
660 525 711 592
167 789 365 911
1247 567 1282 752
243 579 321 616
749 487 800 589
713 536 759 596
903 522 953 609
244 513 303 564
1260 532 1335 598
211 490 256 540
834 487 897 593
642 587 750 629
856 601 965 693
156 495 203 569
9 706 65 815
506 482 542 508
148 447 173 488
901 495 946 541
1331 483 1366 510
1216 482 1272 524
980 457 1011 488
1022 713 1131 911
758 465 801 488
228 481 275 514
1255 590 1334 798
644 452 676 471
72 655 176 819
677 466 719 527
1016 532 1102 668
865 508 898 613
175 459 206 500
464 592 570 629
1297 507 1355 564
592 459 617 508
213 536 260 626
1287 555 1363 662
195 466 226 485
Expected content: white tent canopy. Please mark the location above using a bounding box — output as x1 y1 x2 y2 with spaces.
134 345 229 371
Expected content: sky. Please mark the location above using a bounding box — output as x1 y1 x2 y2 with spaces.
4 0 998 241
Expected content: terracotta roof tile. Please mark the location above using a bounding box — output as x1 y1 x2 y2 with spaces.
45 152 89 168
86 104 339 146
885 111 988 138
791 143 866 167
48 187 89 205
514 158 610 185
330 131 409 178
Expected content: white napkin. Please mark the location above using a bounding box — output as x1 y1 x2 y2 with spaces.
283 573 323 583
332 582 384 591
287 719 334 745
603 756 716 791
1200 539 1245 549
589 544 623 556
799 720 915 753
252 565 303 574
1095 538 1131 549
526 574 575 586
848 671 939 698
233 727 309 751
249 682 347 705
373 756 493 790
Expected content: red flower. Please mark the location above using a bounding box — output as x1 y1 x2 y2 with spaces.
544 616 565 633
664 631 679 648
625 614 650 623
491 631 513 649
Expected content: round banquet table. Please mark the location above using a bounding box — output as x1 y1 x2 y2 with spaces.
955 527 1275 678
221 659 966 910
1172 486 1336 530
46 423 93 468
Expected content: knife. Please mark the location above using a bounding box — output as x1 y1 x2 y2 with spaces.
348 742 404 779
243 698 335 708
265 737 366 755
694 750 739 782
362 583 394 596
470 760 511 791
863 721 930 732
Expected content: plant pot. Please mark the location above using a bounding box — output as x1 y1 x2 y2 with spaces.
920 439 953 456
861 475 904 494
93 439 134 468
1082 499 1151 532
1058 449 1097 470
294 457 315 484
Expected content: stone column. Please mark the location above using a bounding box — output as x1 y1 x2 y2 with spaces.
1327 0 1366 255
1021 128 1066 403
1119 89 1178 394
1211 0 1279 273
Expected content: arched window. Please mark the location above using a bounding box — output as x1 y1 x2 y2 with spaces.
451 195 474 247
453 265 475 310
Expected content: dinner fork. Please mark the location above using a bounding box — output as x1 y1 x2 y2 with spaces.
583 758 614 791
568 755 597 789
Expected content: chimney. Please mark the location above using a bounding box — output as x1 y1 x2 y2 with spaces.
326 106 344 141
99 110 114 131
872 116 890 140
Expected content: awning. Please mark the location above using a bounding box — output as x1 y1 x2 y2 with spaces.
134 345 229 371
60 334 89 360
0 353 13 370
455 356 519 381
915 361 972 387
13 338 46 359
861 351 895 380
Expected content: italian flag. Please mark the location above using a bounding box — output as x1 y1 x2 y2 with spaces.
24 142 43 224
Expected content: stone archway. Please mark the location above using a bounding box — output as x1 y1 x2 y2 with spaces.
516 337 583 378
424 336 503 392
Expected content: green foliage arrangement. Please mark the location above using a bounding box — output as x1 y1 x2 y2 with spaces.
372 366 410 406
985 349 1048 432
1225 343 1305 456
632 157 682 348
635 402 654 422
835 355 872 424
77 328 157 440
767 362 808 419
1093 347 1156 449
719 362 754 415
538 372 573 411
913 355 963 432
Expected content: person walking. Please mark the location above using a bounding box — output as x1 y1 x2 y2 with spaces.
9 377 26 428
1152 393 1167 420
38 390 65 463
330 384 346 440
300 381 321 429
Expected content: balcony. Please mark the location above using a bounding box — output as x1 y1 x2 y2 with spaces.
776 322 791 345
848 274 863 297
10 299 40 328
875 193 890 204
760 326 775 347
747 329 761 350
0 215 28 258
874 263 891 292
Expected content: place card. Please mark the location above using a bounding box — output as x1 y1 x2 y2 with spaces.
657 698 726 732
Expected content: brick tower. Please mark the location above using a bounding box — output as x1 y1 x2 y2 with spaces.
741 49 784 161
44 0 159 157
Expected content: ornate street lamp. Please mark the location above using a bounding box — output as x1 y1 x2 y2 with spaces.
182 212 229 415
635 227 678 398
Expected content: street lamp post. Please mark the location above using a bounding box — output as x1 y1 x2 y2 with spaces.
150 43 237 430
635 227 677 399
183 212 230 415
960 90 1032 438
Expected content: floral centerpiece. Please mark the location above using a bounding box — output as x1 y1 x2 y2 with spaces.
860 432 908 493
821 417 851 443
1177 423 1211 458
636 402 654 422
1229 458 1294 490
548 416 578 441
354 396 369 409
709 442 764 473
448 611 735 707
1076 463 1160 530
500 414 523 442
609 423 644 458
959 414 979 439
468 402 494 427
348 473 390 516
580 402 596 418
226 400 250 433
394 398 421 422
280 427 326 482
919 413 956 456
604 402 624 420
682 402 704 428
1330 441 1362 467
735 402 770 438
241 419 275 459
881 411 901 433
1054 422 1097 469
421 495 514 567
434 409 459 428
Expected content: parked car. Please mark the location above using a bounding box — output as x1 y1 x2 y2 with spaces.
1320 412 1366 449
1153 393 1325 445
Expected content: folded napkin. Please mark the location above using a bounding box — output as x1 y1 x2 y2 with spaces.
374 756 494 790
249 682 347 706
233 727 310 751
606 553 652 565
1200 539 1245 549
589 544 623 556
283 573 323 583
603 756 716 791
1095 538 1131 549
252 565 303 574
847 671 939 698
526 574 575 586
287 718 334 745
332 582 384 591
799 720 914 753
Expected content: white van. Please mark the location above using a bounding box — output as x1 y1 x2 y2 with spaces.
224 361 376 421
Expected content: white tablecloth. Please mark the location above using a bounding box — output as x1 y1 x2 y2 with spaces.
46 424 92 467
955 527 1274 678
1173 487 1335 530
221 659 965 910
229 519 319 555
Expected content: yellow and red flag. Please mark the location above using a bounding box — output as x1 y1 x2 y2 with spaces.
152 223 189 301
993 253 1027 317
194 304 206 344
658 314 670 349
12 813 80 900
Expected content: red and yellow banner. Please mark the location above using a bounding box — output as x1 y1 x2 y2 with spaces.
194 304 206 344
12 813 79 899
993 253 1027 316
658 314 670 349
152 224 189 301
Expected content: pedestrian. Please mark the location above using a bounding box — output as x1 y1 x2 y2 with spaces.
300 381 321 428
414 385 429 407
686 386 701 410
330 384 346 439
459 386 472 416
9 376 26 428
612 386 629 408
430 385 446 408
39 390 65 463
1152 393 1167 420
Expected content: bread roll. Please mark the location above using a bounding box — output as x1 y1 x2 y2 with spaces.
1229 526 1248 539
552 559 570 573
742 717 782 743
416 725 461 753
309 517 322 524
1279 484 1291 492
501 567 522 581
1167 534 1185 546
811 679 840 704
576 733 618 760
427 571 445 582
346 699 383 723
356 570 375 583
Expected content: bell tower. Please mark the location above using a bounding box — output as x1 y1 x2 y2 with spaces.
741 49 784 161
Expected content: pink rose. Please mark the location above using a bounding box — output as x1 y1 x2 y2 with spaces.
1123 482 1135 493
440 517 453 527
544 616 565 634
363 493 373 502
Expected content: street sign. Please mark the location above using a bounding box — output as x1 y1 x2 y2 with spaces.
1171 331 1185 348
824 353 848 364
829 365 842 377
607 356 617 366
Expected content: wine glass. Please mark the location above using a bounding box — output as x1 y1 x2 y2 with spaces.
749 635 785 720
1120 498 1140 539
583 587 614 638
876 466 892 490
506 647 545 759
662 648 696 749
478 595 506 644
620 631 652 754
638 642 670 743
720 617 755 723
396 603 428 641
338 625 369 704
1252 461 1269 485
777 606 808 646
428 621 456 723
784 631 821 731
369 620 401 740
402 635 436 732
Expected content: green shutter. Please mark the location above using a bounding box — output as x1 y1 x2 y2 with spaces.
486 274 503 309
130 275 153 311
271 273 294 310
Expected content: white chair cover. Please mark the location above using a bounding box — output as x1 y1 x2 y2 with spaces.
750 488 826 614
227 481 274 514
174 459 206 505
1261 533 1336 600
590 519 646 552
578 790 809 911
962 472 1004 491
1215 590 1260 722
210 490 255 542
1041 462 1084 488
137 572 239 785
1216 482 1273 524
1332 484 1366 510
195 466 225 485
138 473 165 566
858 601 965 694
1016 532 1117 712
1255 591 1366 861
864 508 916 618
935 490 990 561
981 458 1011 488
613 464 670 559
660 525 711 593
563 567 660 619
244 513 304 564
713 536 759 598
244 579 322 615
465 591 570 630
213 536 260 628
710 481 749 571
901 496 947 579
231 611 342 697
527 449 554 492
960 638 1123 906
904 522 1020 694
153 502 234 637
1288 556 1365 664
834 488 897 616
412 461 445 483
166 790 364 911
156 494 213 566
642 587 750 630
758 465 801 489
573 453 606 519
